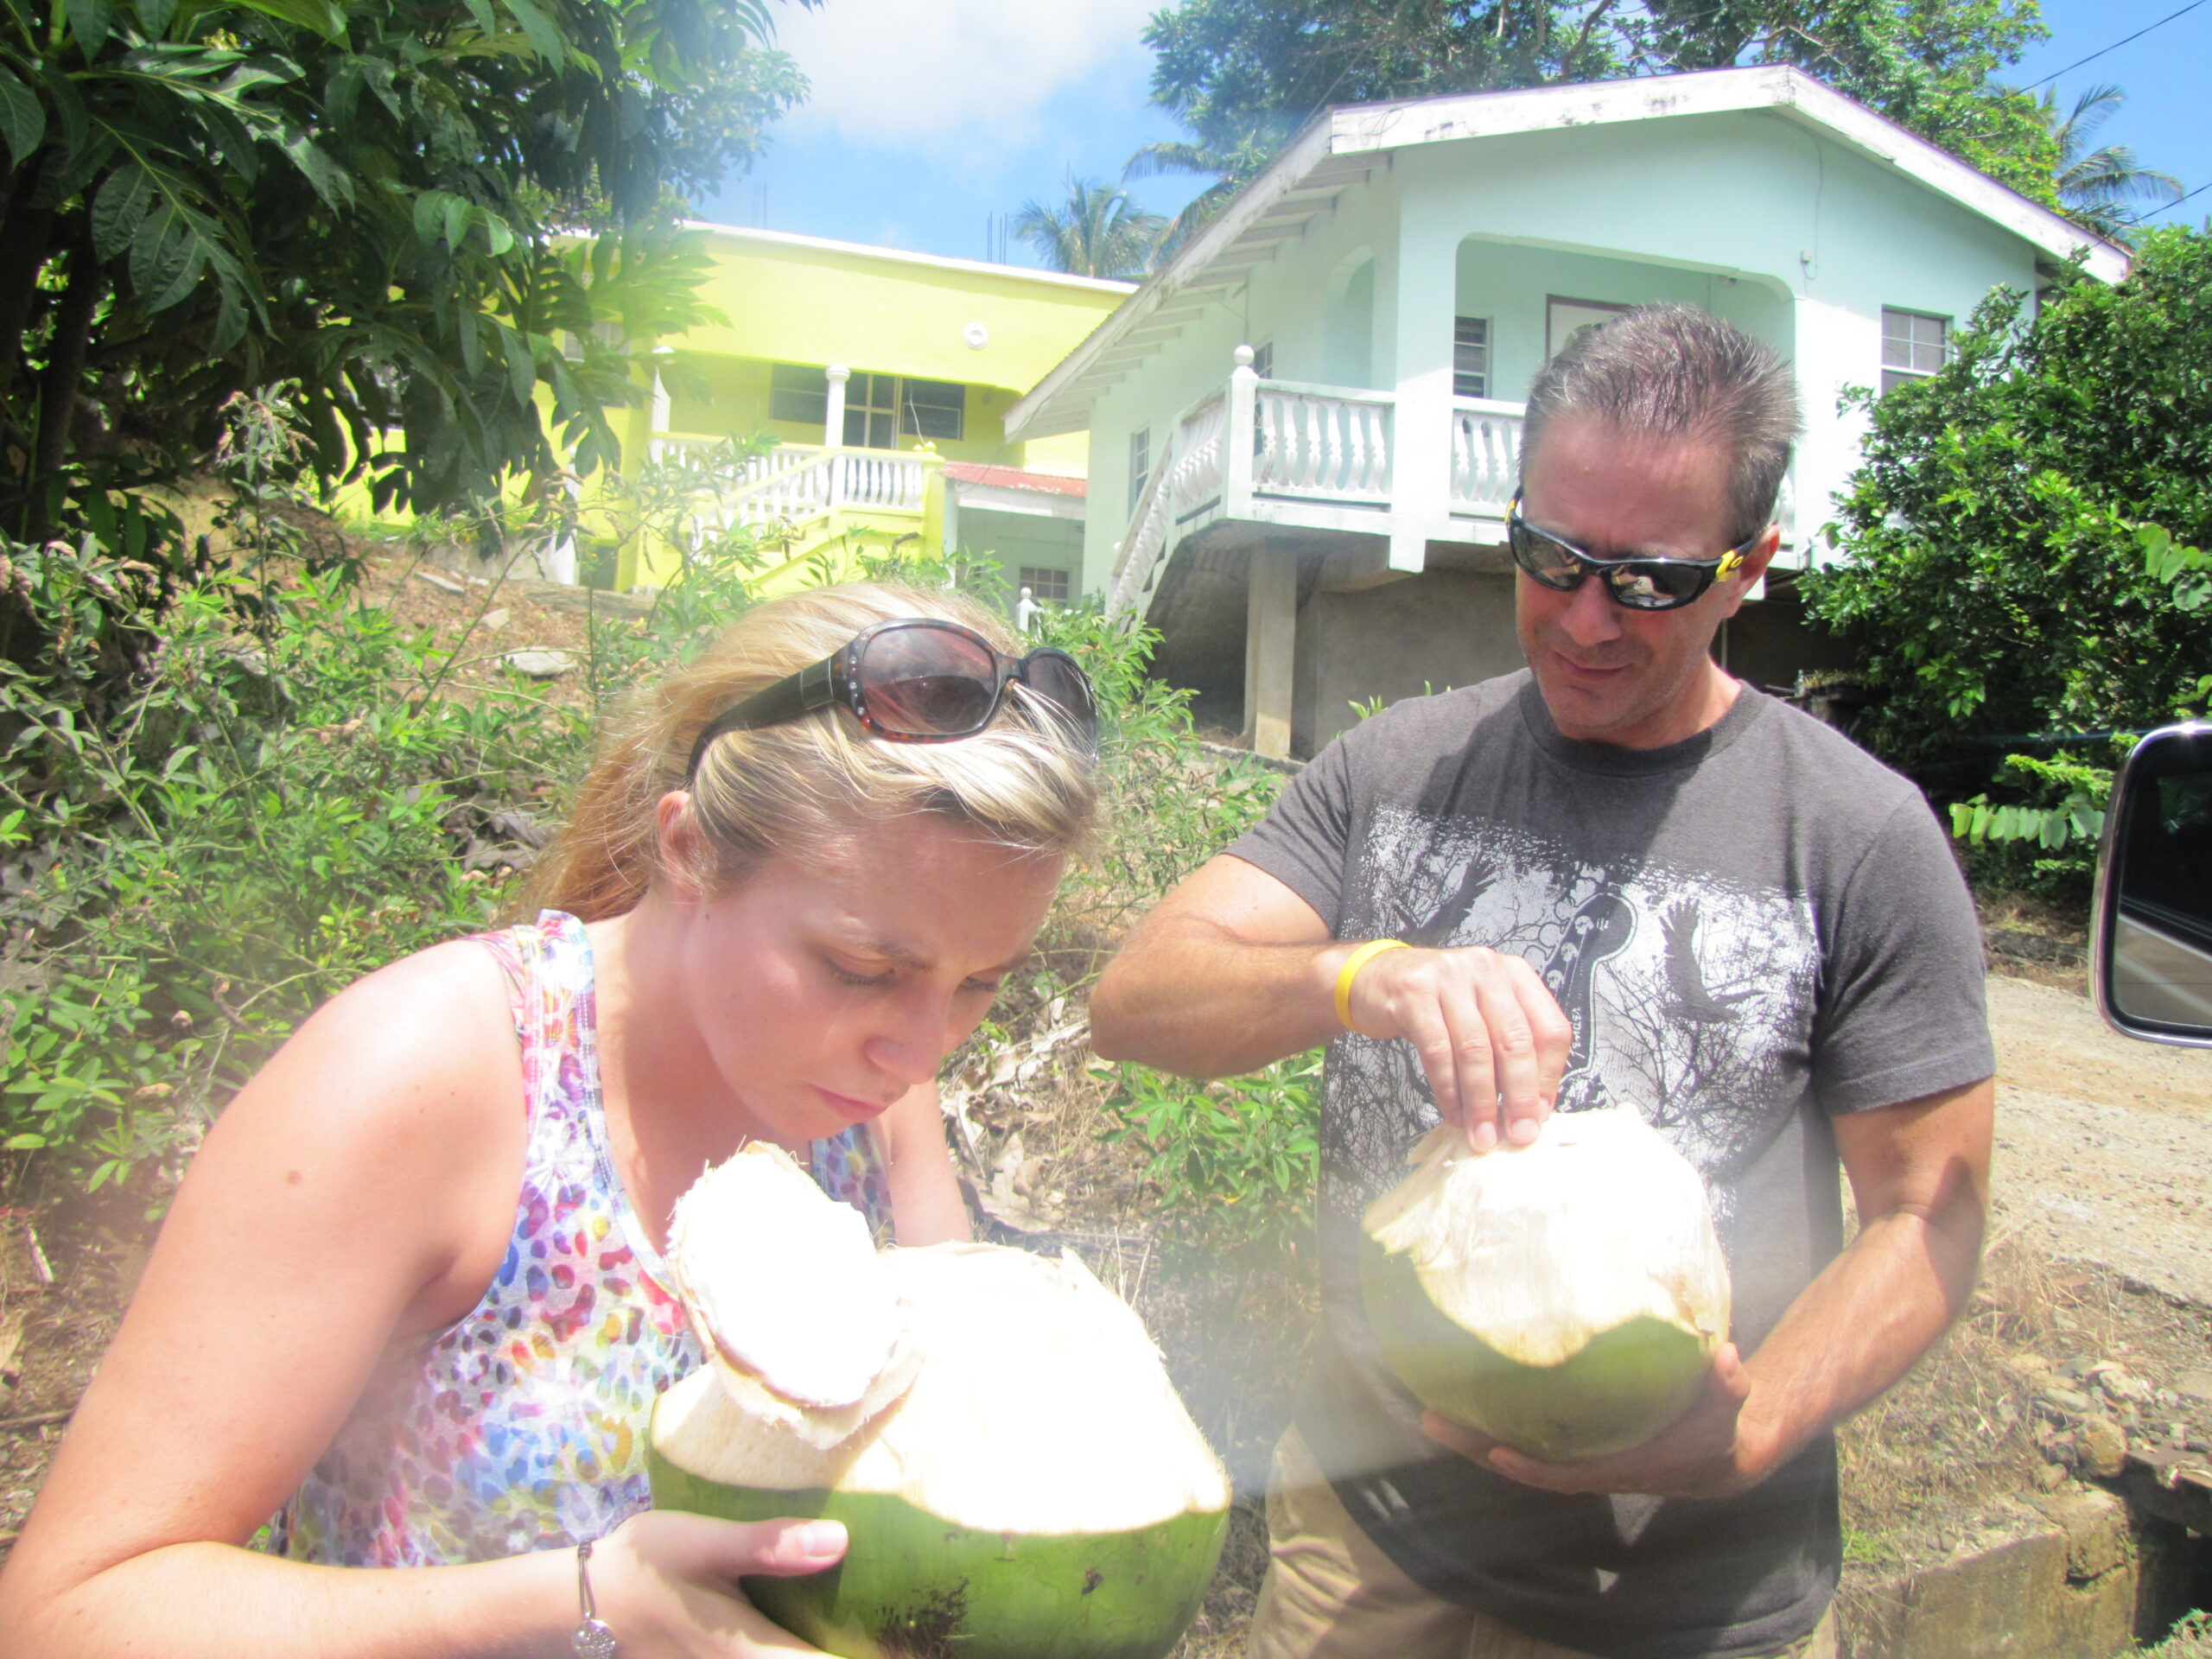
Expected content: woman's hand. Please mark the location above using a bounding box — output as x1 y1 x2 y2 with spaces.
588 1510 849 1656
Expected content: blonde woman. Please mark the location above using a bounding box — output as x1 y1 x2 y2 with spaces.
0 582 1099 1658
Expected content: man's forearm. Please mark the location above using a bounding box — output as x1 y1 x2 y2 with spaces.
1091 916 1351 1076
1738 1197 1985 1475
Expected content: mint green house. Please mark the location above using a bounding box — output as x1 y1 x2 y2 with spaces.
1005 67 2130 758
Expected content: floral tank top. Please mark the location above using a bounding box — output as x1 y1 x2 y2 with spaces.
276 910 894 1567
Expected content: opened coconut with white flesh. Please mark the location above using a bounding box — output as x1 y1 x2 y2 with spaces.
1359 1109 1731 1463
650 1143 1230 1659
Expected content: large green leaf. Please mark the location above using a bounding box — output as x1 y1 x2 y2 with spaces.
91 162 160 262
278 130 350 205
218 0 346 41
65 0 114 58
501 0 566 63
497 319 534 407
0 64 42 167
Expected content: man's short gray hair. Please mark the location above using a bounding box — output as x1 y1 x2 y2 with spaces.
1521 304 1802 545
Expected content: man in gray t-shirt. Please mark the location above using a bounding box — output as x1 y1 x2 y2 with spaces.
1091 306 1994 1659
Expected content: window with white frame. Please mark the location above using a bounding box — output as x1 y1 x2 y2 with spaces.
843 372 900 448
1881 308 1948 394
1453 316 1491 398
1128 426 1151 513
1018 566 1071 604
768 363 829 425
1250 340 1274 378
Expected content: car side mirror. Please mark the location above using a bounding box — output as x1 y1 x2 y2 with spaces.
2093 721 2212 1046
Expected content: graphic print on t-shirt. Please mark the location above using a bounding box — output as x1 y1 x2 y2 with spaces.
1331 804 1821 1241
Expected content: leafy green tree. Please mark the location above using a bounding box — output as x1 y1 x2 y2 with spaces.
1139 0 2058 226
1013 177 1167 279
2036 83 2183 240
0 0 805 554
1802 227 2212 781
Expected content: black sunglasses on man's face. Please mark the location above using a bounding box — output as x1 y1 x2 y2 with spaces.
1506 493 1759 613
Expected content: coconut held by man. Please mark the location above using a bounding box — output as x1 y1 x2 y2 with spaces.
647 1144 1230 1659
1360 1107 1732 1463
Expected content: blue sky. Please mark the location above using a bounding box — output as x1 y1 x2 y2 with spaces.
699 0 2212 265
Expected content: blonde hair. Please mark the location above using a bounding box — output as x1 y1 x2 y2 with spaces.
524 582 1098 922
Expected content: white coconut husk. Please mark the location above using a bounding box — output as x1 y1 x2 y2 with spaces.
656 1241 1230 1534
1363 1108 1730 1367
666 1142 918 1449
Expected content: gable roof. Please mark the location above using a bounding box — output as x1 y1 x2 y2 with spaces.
1006 66 2129 441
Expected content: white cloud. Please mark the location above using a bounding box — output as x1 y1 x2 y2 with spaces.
769 0 1160 148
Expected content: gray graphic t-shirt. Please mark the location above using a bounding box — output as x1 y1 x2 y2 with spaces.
1230 672 1993 1659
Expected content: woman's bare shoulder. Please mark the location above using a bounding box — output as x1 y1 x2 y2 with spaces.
174 934 526 1279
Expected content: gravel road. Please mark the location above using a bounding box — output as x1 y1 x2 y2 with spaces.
1988 970 2212 1306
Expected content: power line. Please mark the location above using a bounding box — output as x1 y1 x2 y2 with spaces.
2139 178 2212 220
2030 0 2212 88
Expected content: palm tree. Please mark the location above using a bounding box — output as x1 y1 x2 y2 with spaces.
2038 84 2183 240
1122 133 1283 262
1011 179 1170 280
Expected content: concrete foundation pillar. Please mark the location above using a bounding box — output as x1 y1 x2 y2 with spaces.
1243 543 1298 760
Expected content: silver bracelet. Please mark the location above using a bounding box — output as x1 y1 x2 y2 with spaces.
572 1538 617 1658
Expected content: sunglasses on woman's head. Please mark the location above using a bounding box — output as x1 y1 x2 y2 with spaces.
1505 493 1758 613
685 618 1099 779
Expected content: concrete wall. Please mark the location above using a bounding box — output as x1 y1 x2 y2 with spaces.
955 506 1084 601
1294 570 1524 755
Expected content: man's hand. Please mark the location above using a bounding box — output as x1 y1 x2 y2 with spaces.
1090 858 1573 1147
1421 1344 1777 1500
1340 943 1573 1151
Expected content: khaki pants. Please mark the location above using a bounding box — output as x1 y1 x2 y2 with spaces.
1248 1427 1838 1659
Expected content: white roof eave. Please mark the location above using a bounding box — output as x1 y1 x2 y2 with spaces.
1005 66 2129 442
1005 115 1339 441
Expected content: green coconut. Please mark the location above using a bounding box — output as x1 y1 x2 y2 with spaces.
1359 1109 1731 1463
651 1148 1230 1659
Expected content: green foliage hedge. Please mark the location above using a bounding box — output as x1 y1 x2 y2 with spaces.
1806 226 2212 894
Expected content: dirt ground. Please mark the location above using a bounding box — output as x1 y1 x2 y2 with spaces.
1985 971 2212 1306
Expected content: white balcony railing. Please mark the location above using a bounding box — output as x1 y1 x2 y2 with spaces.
1449 397 1523 513
1255 383 1395 504
1106 351 1804 620
652 442 932 543
1108 391 1228 618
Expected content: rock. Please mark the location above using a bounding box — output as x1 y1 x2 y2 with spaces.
2032 1458 2070 1491
499 649 575 679
481 607 511 632
2039 1385 2094 1414
2090 1363 2152 1403
2027 1486 2131 1580
2001 1352 2053 1381
485 808 550 849
2074 1415 2127 1478
2175 1370 2212 1406
413 568 467 595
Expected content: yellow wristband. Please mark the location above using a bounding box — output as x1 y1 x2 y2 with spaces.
1334 938 1411 1029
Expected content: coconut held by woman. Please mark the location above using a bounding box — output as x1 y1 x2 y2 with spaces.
0 584 1230 1659
1360 1108 1733 1464
651 1143 1229 1659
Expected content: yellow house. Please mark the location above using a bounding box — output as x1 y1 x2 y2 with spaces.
620 224 1132 596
